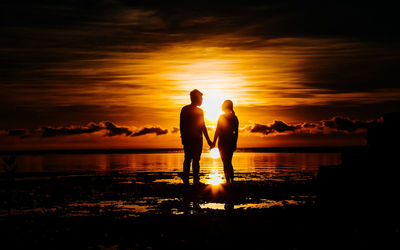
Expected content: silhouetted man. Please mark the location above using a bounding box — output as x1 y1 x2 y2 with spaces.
180 89 212 185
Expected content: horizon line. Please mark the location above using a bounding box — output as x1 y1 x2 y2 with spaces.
0 146 367 155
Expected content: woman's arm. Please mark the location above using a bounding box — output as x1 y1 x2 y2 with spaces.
233 117 239 150
211 118 221 148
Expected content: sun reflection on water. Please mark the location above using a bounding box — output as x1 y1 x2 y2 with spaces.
207 170 223 185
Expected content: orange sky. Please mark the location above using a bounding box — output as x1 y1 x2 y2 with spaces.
1 2 399 150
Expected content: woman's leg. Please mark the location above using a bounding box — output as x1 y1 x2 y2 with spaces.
227 150 234 183
221 150 234 183
220 150 229 183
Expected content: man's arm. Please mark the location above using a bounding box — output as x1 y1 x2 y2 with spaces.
202 125 212 147
200 110 212 147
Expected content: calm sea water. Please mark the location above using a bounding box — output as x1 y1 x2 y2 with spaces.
14 151 341 182
2 152 342 216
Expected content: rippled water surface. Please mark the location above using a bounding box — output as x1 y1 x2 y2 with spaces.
15 152 341 182
2 151 341 216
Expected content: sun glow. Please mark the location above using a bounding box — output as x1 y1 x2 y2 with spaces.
201 92 224 121
210 147 220 159
164 57 245 122
207 170 223 185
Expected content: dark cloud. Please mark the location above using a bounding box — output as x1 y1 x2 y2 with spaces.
2 121 170 138
131 127 168 137
250 121 300 135
322 116 372 132
272 121 300 133
40 122 103 137
302 123 317 129
247 116 379 136
250 124 269 134
102 121 132 136
7 129 27 137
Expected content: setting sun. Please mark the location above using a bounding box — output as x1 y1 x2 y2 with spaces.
210 147 220 159
201 92 224 121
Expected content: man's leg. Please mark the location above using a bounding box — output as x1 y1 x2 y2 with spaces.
192 147 202 184
192 158 200 184
182 148 191 185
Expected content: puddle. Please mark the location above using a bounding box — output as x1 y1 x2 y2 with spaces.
200 199 303 210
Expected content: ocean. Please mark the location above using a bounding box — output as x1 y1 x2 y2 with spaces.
13 151 341 183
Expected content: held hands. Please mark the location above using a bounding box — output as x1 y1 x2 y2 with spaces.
207 139 216 149
207 139 213 148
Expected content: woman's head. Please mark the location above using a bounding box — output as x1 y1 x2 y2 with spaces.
222 100 234 113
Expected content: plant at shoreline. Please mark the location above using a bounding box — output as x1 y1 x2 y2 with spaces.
2 156 18 216
2 156 18 174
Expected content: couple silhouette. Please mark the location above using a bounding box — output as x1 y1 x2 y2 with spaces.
180 89 239 185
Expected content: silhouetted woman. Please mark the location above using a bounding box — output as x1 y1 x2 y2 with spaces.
212 100 239 183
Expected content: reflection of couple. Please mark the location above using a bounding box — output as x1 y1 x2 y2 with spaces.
180 89 239 185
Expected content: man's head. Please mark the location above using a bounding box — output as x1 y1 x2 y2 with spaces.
190 89 203 106
222 99 233 113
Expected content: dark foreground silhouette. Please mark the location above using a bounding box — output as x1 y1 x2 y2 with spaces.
0 171 361 249
1 169 399 249
180 89 212 185
212 100 239 183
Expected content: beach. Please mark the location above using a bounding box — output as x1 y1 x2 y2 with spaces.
1 149 399 249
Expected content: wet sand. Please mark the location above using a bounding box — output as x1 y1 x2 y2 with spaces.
1 171 399 249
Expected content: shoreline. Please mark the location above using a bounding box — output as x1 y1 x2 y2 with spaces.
0 145 366 155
